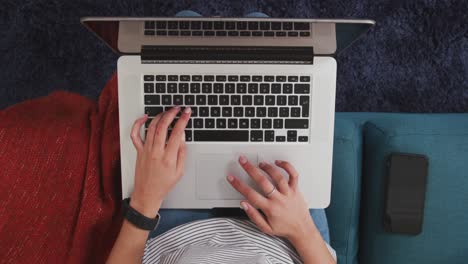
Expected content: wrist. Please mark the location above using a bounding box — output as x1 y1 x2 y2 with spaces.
129 196 162 219
288 218 321 247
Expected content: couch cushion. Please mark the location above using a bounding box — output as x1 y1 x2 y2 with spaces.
360 115 468 264
326 118 363 264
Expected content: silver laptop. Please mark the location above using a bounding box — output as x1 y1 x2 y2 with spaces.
81 17 374 208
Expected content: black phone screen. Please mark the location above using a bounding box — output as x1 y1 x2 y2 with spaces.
384 153 429 235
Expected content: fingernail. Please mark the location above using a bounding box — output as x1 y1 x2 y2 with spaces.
184 106 191 114
275 160 282 165
259 161 266 168
240 202 249 211
174 105 180 109
239 155 247 164
227 175 234 182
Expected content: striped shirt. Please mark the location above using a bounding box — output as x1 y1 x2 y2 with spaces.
143 218 336 264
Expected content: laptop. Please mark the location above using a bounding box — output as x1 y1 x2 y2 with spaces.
81 17 374 208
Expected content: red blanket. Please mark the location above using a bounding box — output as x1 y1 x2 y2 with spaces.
0 74 122 263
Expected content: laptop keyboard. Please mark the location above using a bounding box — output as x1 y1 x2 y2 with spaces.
143 74 311 143
143 20 311 38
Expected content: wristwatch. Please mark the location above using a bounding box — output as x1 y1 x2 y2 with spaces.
121 198 160 231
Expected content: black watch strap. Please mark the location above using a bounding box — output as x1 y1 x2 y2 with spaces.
122 198 160 231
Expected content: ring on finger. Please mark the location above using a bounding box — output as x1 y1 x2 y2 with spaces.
265 185 277 198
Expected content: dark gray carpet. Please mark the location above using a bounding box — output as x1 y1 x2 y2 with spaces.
1 0 467 112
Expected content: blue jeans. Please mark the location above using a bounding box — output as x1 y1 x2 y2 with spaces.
150 10 331 244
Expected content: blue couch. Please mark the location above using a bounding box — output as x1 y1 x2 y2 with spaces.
328 113 468 264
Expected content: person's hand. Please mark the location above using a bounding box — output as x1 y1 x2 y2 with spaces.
227 156 318 244
129 106 191 218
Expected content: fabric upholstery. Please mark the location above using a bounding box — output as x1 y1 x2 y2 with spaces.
326 117 363 264
360 114 468 264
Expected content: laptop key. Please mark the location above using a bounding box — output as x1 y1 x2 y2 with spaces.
245 107 255 117
240 75 250 82
156 83 165 93
294 22 310 30
264 31 275 37
196 95 206 105
156 75 166 81
234 107 243 117
211 107 221 117
276 76 286 82
240 31 251 36
168 83 177 93
156 21 167 29
271 84 281 94
185 130 193 141
288 31 299 37
225 83 235 93
214 83 223 93
205 118 215 128
291 107 301 117
144 75 154 81
288 95 298 105
144 95 160 105
192 31 203 36
202 83 212 93
222 107 232 117
300 31 311 37
204 75 214 81
214 21 224 30
237 21 247 30
268 107 278 117
277 95 287 105
266 95 275 105
276 31 286 37
237 83 247 93
262 119 272 129
219 95 229 105
283 84 293 94
248 83 259 93
173 95 183 105
228 118 238 128
208 95 218 105
145 21 155 29
204 31 215 36
242 95 253 105
256 107 266 117
276 136 286 142
287 130 297 142
199 107 209 117
285 119 309 129
191 106 198 117
144 83 154 93
265 130 275 142
300 76 311 82
260 83 270 94
251 119 261 128
192 75 202 81
180 75 190 81
168 31 178 36
283 22 293 30
179 83 189 93
252 31 263 36
194 118 203 128
279 107 289 117
288 76 298 82
264 76 274 82
271 22 281 30
252 75 262 82
145 118 153 128
216 31 227 36
194 130 249 142
190 83 201 93
239 119 249 128
248 22 259 30
254 95 264 105
185 95 195 105
260 22 270 30
217 118 226 128
300 96 310 117
203 21 213 29
191 21 201 30
273 119 283 128
228 31 239 36
250 130 263 142
298 136 308 142
162 95 171 105
228 75 239 82
156 30 167 36
185 118 192 128
168 75 178 81
294 84 310 94
168 21 178 29
145 107 164 117
231 95 241 105
179 21 190 29
226 22 236 30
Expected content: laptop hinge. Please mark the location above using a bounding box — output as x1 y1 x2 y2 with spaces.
140 46 314 64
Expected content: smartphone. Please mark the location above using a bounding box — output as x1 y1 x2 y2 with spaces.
384 153 429 235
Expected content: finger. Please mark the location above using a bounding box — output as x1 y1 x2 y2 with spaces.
275 160 299 189
227 175 267 208
239 155 275 196
166 107 191 157
152 107 181 150
258 161 289 194
240 201 273 235
175 140 187 177
144 112 163 151
130 115 148 153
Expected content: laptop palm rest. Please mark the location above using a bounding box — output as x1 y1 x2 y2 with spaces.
196 153 258 200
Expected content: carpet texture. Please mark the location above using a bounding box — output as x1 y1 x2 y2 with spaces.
1 0 467 112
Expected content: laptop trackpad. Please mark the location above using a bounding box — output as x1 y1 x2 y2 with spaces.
196 153 258 200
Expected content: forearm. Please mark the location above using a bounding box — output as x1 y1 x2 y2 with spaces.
106 201 160 264
289 221 336 264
